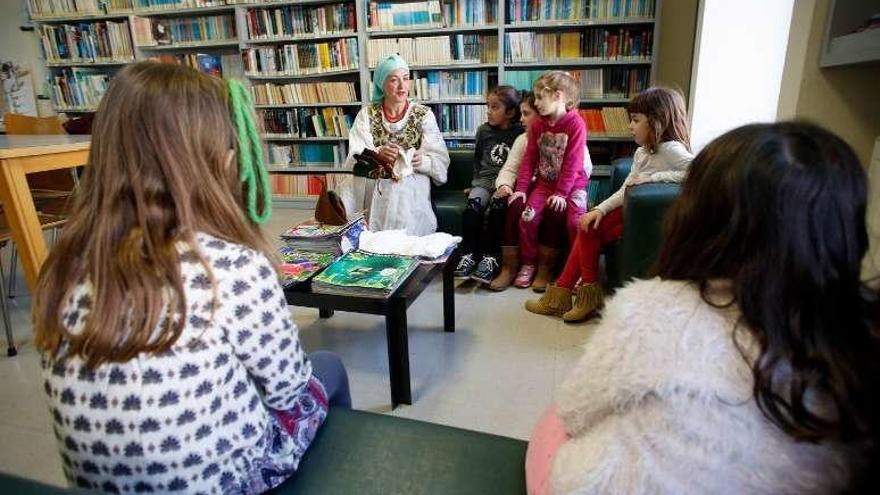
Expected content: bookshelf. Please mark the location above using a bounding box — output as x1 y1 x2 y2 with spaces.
820 0 880 67
29 0 661 204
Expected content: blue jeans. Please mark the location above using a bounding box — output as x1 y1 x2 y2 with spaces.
309 351 351 408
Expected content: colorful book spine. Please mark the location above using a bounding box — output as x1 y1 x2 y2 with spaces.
250 82 358 105
271 173 347 198
243 39 360 76
261 107 355 138
411 70 487 100
505 67 649 99
49 68 112 110
433 103 487 138
40 21 135 63
507 0 655 23
368 34 497 67
246 3 356 40
267 143 349 167
504 27 653 63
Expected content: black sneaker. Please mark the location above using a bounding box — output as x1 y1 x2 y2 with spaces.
471 256 499 284
453 253 477 278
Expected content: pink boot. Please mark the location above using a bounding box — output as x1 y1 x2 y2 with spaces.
514 264 536 289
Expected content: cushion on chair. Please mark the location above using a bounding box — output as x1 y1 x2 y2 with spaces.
272 408 527 495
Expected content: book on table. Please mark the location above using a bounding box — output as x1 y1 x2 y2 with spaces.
278 246 338 288
281 214 366 255
311 250 420 298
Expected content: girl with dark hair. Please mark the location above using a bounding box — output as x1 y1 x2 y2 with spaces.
525 121 878 494
526 86 693 321
454 85 525 282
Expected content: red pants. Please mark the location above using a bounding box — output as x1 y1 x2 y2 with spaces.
556 207 624 288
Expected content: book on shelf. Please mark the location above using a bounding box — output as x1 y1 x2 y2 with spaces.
579 106 630 137
443 0 496 27
368 34 497 67
133 0 237 10
131 14 236 46
49 67 111 110
507 0 655 23
278 247 339 288
40 21 135 63
368 1 443 31
281 215 366 254
261 107 355 138
505 67 648 99
268 142 349 167
504 27 653 63
246 3 356 39
148 52 243 78
251 81 358 105
28 0 105 17
435 103 487 138
272 173 347 197
311 250 420 299
445 140 476 150
587 177 612 209
243 39 360 76
411 70 486 101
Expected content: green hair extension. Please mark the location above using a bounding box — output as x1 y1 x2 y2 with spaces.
227 78 272 224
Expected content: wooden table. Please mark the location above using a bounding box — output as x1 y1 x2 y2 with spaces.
285 259 456 408
0 135 90 290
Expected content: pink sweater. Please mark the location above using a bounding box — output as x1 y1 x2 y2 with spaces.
514 109 588 198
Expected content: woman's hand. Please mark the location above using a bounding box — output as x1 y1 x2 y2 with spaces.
494 185 513 198
411 150 424 171
508 191 526 206
376 144 399 165
546 195 567 212
579 209 604 232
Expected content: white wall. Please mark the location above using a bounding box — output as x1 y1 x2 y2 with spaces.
0 0 52 116
688 0 796 152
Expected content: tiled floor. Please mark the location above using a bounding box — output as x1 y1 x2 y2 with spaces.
0 207 593 487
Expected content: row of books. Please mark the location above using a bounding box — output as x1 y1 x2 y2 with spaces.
268 143 349 166
579 106 630 136
149 52 244 78
242 39 359 76
271 173 346 198
507 0 655 23
28 0 103 16
251 82 359 105
267 141 348 168
131 14 236 46
133 0 236 9
435 103 487 138
411 70 487 101
245 4 356 40
367 35 497 67
261 107 355 138
368 1 442 31
49 67 110 110
40 21 134 63
504 27 653 63
505 67 649 99
28 0 239 16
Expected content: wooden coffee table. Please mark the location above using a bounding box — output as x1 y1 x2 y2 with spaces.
284 259 455 408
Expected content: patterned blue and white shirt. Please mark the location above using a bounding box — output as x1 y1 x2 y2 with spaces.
41 233 327 494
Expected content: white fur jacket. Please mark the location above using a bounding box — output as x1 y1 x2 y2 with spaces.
552 278 854 494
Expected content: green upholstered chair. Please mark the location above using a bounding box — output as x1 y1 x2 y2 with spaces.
0 408 527 495
432 149 474 236
603 157 681 289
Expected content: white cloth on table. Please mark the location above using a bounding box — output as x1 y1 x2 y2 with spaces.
358 229 461 259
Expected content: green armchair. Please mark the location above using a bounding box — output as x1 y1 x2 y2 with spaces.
603 157 681 289
0 408 527 495
432 149 474 236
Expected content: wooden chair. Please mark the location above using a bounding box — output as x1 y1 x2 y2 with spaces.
0 209 66 356
2 113 76 299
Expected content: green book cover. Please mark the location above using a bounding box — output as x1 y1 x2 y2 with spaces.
312 250 419 296
278 247 337 287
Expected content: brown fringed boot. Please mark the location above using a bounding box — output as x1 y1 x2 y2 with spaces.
488 246 519 291
562 283 604 323
531 245 559 293
524 285 573 317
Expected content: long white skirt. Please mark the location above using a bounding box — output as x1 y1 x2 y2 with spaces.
337 173 437 236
